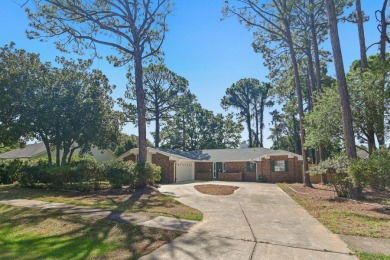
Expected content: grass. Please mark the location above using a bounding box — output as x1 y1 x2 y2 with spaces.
277 183 390 238
0 204 182 259
0 185 203 221
356 251 390 260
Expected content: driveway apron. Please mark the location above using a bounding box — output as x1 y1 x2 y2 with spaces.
141 181 356 260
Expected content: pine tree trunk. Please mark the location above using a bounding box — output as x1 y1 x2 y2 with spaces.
284 19 313 188
155 109 160 148
309 0 322 91
325 0 357 159
356 0 376 153
356 0 368 68
319 146 328 184
254 103 260 147
247 112 253 148
292 114 300 154
260 97 265 147
326 0 360 198
134 52 147 164
307 47 317 93
377 0 388 147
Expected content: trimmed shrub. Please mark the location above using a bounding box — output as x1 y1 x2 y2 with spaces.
350 149 390 190
67 158 104 191
0 159 23 185
17 159 49 188
17 158 104 191
135 162 161 187
309 156 362 198
103 160 136 189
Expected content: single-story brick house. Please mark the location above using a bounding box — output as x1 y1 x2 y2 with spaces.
119 147 303 183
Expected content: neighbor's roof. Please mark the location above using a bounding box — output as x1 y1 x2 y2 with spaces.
0 143 46 159
121 147 302 162
357 150 369 159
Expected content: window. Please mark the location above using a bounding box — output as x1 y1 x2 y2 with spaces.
272 160 288 172
246 162 256 172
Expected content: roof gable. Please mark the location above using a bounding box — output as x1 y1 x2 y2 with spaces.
0 143 46 159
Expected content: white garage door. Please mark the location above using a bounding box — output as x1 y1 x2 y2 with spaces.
176 162 194 182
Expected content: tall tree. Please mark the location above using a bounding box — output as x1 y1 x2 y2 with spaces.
221 78 260 148
325 0 357 160
124 64 189 148
0 43 38 147
355 0 368 68
348 55 390 153
0 44 122 166
224 0 313 187
374 0 389 146
26 0 172 165
160 102 243 151
254 82 272 147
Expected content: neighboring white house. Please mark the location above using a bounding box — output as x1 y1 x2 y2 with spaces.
0 143 116 162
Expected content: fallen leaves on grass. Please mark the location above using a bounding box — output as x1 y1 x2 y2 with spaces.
278 183 390 238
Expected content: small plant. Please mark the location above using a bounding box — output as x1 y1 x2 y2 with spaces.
257 175 267 183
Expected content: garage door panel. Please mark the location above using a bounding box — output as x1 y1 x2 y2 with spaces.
176 162 194 182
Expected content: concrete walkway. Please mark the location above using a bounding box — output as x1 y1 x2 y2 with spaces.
0 198 198 231
141 181 357 260
340 235 390 255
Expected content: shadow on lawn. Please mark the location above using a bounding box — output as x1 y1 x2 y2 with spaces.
0 185 203 221
0 205 181 260
0 185 166 212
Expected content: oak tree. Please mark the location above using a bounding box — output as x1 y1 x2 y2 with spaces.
26 0 172 164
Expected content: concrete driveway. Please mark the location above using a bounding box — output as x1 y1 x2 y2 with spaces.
141 181 356 260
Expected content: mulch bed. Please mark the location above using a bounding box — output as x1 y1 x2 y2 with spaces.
194 184 239 195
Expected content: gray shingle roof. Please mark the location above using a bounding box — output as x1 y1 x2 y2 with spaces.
0 143 46 159
157 147 302 161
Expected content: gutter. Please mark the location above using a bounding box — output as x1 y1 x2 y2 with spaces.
174 162 177 183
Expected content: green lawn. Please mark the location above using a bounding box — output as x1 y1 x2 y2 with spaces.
0 204 182 259
356 251 390 260
0 185 203 221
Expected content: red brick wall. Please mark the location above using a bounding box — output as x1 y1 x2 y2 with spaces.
218 172 243 181
152 153 175 183
243 172 256 182
224 162 256 182
257 155 302 183
224 162 246 173
195 162 213 180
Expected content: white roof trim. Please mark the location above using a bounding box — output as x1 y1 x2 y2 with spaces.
254 153 303 161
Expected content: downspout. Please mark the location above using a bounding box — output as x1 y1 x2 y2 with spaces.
255 160 258 182
174 162 177 183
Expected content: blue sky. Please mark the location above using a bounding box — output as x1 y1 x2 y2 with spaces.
0 1 384 148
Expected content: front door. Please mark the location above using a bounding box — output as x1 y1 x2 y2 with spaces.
213 162 223 179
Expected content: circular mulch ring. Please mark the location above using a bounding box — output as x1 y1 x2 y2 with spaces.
194 184 239 195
